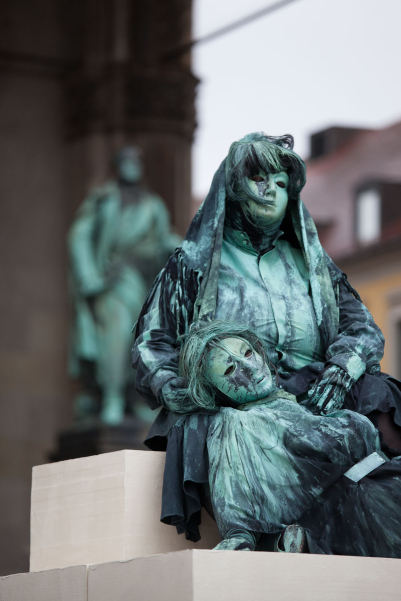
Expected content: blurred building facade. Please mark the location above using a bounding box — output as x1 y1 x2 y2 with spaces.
303 121 401 377
0 0 196 576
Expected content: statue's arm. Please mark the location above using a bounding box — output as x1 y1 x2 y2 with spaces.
307 276 384 414
68 193 106 297
132 257 199 414
325 276 384 378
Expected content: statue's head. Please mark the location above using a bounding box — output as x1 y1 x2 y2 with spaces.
114 145 143 184
179 320 276 409
225 133 306 228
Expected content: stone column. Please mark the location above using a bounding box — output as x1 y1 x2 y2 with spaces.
0 0 196 576
65 0 198 234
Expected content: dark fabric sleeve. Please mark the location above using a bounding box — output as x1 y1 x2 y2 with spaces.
132 252 200 411
160 414 212 542
132 258 180 409
325 275 384 380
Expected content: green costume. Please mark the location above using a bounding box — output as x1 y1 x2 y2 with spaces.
133 134 401 556
208 394 383 550
178 323 401 556
217 226 326 372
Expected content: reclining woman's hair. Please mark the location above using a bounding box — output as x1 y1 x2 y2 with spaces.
226 132 306 203
179 319 269 409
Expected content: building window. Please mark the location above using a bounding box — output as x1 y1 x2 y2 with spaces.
356 188 381 244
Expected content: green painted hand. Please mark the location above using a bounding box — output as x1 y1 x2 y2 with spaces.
307 365 354 414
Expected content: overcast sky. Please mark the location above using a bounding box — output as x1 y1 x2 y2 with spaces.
192 0 401 197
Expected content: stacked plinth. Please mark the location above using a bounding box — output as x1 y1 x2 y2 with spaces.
1 450 399 601
30 449 219 570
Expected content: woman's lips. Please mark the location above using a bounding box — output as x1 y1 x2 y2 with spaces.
255 198 275 206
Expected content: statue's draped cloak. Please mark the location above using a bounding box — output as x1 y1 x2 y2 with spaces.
132 160 401 547
207 397 401 558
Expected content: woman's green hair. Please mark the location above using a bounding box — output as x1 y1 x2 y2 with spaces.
225 132 306 203
179 319 269 409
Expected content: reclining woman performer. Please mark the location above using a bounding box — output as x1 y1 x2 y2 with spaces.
178 319 401 556
132 132 401 553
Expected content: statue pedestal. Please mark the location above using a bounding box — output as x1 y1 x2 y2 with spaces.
5 551 401 601
49 418 149 462
20 450 401 601
30 450 220 573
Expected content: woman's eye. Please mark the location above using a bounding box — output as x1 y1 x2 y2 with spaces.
251 175 264 183
244 349 252 358
224 365 234 376
276 181 286 189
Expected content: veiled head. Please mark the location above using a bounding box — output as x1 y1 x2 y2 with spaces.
225 133 306 228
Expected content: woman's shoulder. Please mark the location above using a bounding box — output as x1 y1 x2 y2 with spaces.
322 251 362 300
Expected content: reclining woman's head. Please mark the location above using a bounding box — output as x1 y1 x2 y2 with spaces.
179 320 276 409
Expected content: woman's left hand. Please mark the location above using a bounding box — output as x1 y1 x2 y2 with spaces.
306 365 354 414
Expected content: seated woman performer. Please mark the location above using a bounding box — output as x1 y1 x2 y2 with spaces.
179 320 401 556
132 132 401 553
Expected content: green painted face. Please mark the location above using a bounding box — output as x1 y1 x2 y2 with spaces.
205 337 274 404
242 171 289 227
118 156 143 184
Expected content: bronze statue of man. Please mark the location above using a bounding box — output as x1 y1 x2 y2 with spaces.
68 146 180 425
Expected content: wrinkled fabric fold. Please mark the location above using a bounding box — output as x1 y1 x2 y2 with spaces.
300 459 401 557
152 371 401 544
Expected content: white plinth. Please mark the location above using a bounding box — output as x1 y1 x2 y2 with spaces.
30 450 220 572
6 551 401 601
88 550 401 601
0 565 87 601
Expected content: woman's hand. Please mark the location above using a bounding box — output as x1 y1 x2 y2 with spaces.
306 365 354 414
160 376 201 413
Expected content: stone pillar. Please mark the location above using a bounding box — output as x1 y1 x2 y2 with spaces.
65 0 198 234
0 0 196 576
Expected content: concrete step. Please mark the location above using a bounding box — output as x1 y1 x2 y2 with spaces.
3 550 401 601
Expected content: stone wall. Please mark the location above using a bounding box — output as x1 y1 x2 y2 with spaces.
0 0 196 575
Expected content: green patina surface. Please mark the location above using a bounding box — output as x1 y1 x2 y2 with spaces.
180 324 381 551
205 337 275 403
216 228 326 373
242 171 289 227
132 133 391 554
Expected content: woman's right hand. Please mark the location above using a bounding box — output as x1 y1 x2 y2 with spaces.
161 376 201 413
306 365 354 415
